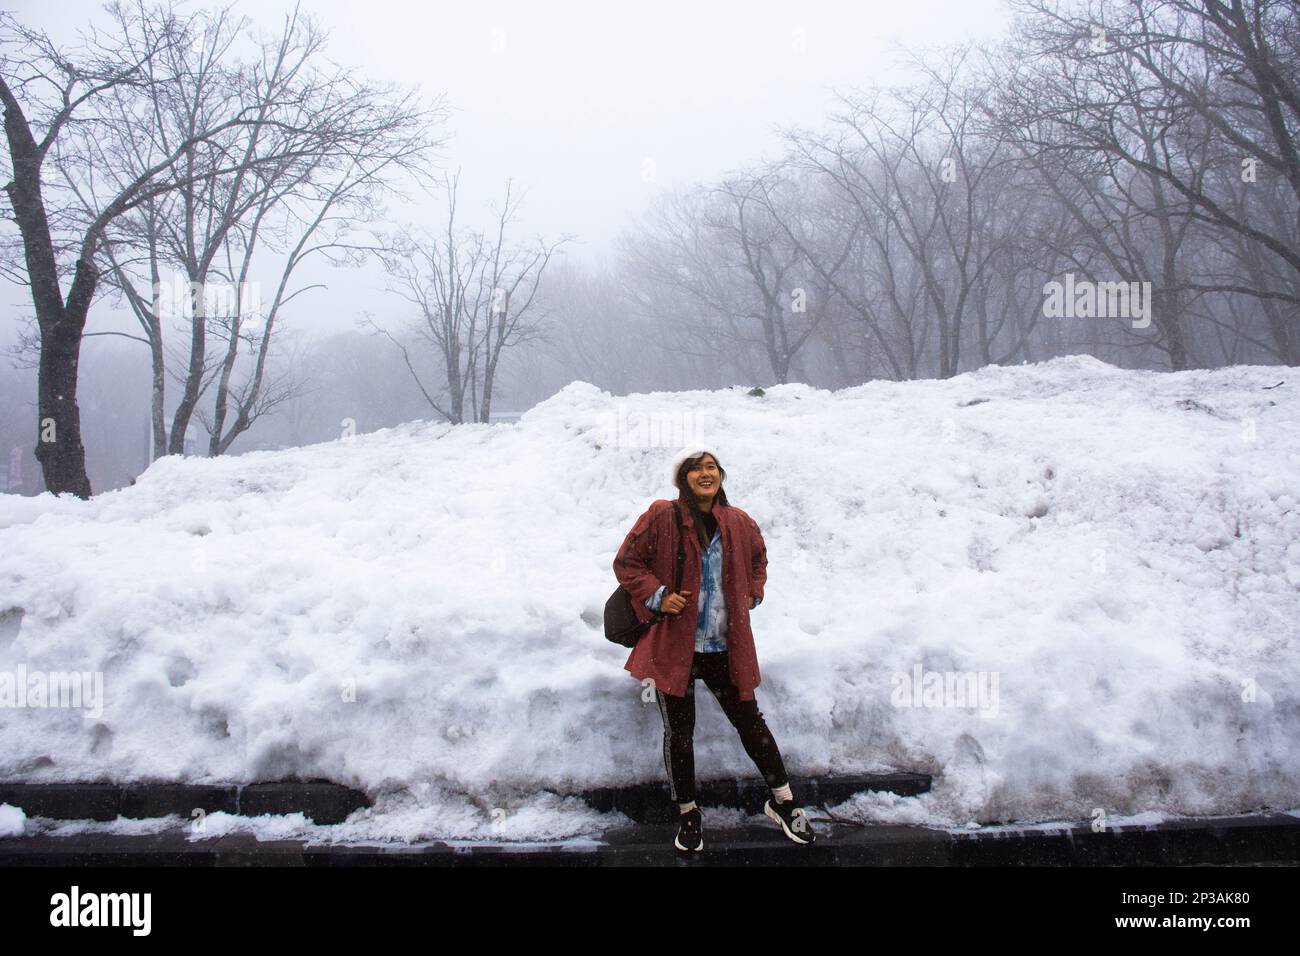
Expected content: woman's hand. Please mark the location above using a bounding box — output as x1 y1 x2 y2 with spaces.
661 590 692 614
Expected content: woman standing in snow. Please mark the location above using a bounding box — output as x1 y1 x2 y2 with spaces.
613 447 815 852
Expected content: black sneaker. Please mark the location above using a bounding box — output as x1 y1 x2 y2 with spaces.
764 797 816 845
674 807 703 852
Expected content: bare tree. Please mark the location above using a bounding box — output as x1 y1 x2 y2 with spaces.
1 2 265 494
371 172 568 423
0 0 443 494
70 3 445 459
1002 0 1300 363
708 171 851 384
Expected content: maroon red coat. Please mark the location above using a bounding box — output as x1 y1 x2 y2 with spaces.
613 496 768 699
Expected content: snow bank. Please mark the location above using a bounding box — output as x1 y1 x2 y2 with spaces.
1 355 1297 834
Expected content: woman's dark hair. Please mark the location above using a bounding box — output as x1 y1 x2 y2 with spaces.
675 452 729 550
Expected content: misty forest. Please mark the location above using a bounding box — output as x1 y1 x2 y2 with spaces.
1 0 1295 495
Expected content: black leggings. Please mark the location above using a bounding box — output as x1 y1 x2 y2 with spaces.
655 650 789 806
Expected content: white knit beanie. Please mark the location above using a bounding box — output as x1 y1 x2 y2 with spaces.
668 445 723 494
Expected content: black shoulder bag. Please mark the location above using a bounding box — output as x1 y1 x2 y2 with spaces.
604 501 686 648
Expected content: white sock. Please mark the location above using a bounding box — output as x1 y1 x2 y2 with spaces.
771 783 793 804
678 800 697 814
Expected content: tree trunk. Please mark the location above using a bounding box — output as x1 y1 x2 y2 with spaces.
169 272 208 453
35 287 94 498
2 79 93 497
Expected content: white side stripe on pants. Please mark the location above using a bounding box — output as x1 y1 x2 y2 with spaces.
655 688 676 803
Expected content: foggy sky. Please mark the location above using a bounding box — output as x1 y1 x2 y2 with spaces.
3 0 1011 339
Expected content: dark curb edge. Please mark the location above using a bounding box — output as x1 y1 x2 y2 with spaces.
0 773 929 826
1 814 1296 867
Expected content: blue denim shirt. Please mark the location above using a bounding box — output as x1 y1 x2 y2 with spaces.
645 526 762 653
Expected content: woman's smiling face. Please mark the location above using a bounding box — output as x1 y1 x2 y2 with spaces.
686 454 721 502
